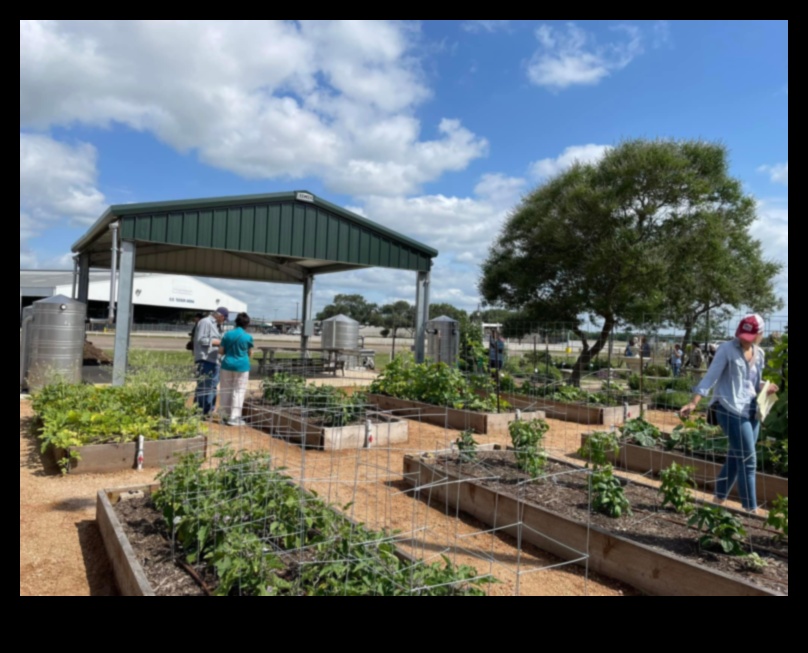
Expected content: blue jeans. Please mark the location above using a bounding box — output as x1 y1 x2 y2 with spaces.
195 361 220 416
714 403 760 510
672 363 682 377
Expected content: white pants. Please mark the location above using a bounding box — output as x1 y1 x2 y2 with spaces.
219 370 249 420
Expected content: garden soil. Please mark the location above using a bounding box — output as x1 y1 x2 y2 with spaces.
19 399 752 597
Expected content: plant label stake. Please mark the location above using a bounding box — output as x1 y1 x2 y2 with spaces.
136 435 144 471
365 419 373 449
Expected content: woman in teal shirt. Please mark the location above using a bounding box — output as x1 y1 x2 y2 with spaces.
218 313 255 426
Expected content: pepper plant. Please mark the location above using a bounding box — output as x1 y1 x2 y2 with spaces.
591 465 631 518
455 430 479 463
766 496 788 540
509 418 549 479
578 431 620 468
659 463 696 515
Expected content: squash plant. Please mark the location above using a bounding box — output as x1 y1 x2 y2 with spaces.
667 418 726 455
619 418 661 447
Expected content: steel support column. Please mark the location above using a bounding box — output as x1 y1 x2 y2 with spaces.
77 253 91 304
300 275 314 356
112 241 136 386
414 270 430 363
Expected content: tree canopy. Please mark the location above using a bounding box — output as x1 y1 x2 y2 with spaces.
480 139 783 384
316 294 381 326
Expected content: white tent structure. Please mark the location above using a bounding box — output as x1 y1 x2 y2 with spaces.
20 270 247 319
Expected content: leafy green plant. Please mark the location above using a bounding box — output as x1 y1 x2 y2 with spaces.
263 375 363 427
591 465 631 518
369 354 505 413
455 430 479 463
766 496 788 540
740 553 768 574
509 418 549 478
688 506 747 555
578 431 620 467
32 379 201 471
619 418 661 447
659 463 696 515
757 439 788 477
667 418 726 454
154 448 494 596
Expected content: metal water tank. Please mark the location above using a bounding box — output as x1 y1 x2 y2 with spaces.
26 295 86 391
321 314 360 350
19 306 34 389
427 316 460 366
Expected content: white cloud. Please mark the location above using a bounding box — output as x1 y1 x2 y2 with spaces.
652 21 672 49
758 162 788 187
20 20 487 197
753 199 789 310
529 144 611 180
20 133 106 266
462 21 511 34
527 23 643 90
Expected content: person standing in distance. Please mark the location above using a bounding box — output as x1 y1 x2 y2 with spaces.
218 313 255 426
194 307 228 416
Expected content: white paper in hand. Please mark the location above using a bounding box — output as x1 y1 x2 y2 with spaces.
757 381 779 422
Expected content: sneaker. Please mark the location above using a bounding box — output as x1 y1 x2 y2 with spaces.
228 418 247 427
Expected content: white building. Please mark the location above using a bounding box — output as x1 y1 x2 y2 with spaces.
20 270 247 324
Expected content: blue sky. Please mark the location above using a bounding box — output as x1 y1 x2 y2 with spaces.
20 20 788 325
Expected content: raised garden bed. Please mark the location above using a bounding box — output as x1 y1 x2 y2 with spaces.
54 436 208 475
366 394 545 435
496 393 641 426
98 452 493 596
242 399 408 450
403 451 787 596
579 432 788 505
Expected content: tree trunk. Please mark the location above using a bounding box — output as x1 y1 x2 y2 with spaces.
570 318 615 386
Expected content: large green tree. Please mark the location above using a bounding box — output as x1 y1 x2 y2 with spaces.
480 139 783 385
380 300 416 357
316 294 381 326
429 303 468 322
663 210 782 348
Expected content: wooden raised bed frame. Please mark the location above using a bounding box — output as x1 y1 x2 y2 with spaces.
97 485 159 596
579 432 788 505
97 484 423 597
366 394 545 435
403 452 782 596
54 436 208 475
243 400 409 450
495 392 642 426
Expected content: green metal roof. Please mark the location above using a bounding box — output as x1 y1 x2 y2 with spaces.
72 191 437 283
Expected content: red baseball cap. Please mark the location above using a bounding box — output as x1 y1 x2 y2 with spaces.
736 314 764 342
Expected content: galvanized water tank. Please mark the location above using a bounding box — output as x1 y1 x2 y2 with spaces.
26 295 86 391
19 306 34 389
321 314 360 350
427 316 460 366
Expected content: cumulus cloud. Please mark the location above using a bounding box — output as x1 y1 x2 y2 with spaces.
529 144 611 180
20 133 106 266
758 162 788 187
527 23 643 90
20 20 487 197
